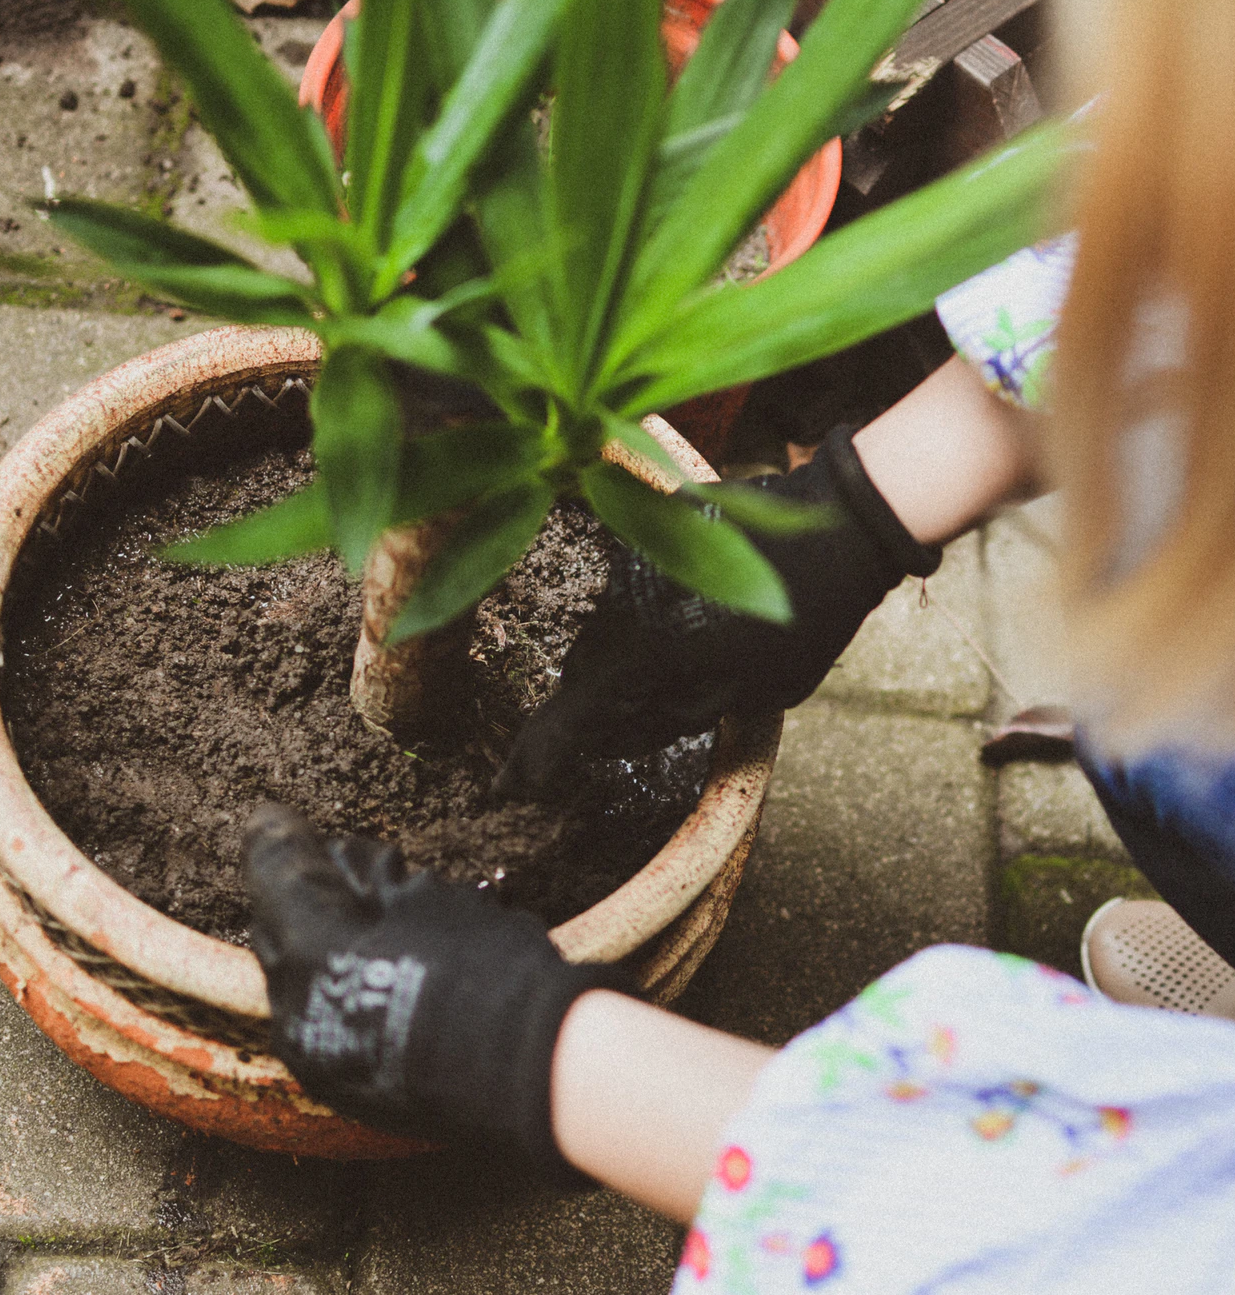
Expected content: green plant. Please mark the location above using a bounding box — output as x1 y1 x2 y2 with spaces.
48 0 1072 732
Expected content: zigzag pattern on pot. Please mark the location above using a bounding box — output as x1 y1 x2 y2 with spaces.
36 376 314 542
7 376 314 1049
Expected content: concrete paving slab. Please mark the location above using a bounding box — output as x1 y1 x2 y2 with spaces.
0 986 179 1242
818 533 991 718
2 1255 150 1294
353 1147 682 1295
676 700 996 1044
998 853 1158 979
980 494 1069 726
0 19 167 299
0 304 213 454
159 1135 360 1256
998 760 1129 863
186 1261 343 1294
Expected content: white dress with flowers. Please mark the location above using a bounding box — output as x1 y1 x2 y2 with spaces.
671 944 1235 1293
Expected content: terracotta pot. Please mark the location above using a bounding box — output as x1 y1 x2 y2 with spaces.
0 326 782 1157
299 0 844 465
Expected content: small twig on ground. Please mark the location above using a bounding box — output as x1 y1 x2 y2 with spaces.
919 579 1026 710
36 598 100 656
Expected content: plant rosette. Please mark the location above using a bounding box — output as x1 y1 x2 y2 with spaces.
0 325 782 1156
299 0 845 465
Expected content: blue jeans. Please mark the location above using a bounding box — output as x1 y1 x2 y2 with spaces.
1078 739 1235 967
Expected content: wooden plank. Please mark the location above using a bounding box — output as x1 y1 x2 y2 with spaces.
954 32 1042 137
840 0 1042 201
943 33 1042 167
878 0 1040 86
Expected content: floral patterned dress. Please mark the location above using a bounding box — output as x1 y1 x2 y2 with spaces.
934 233 1075 411
672 945 1235 1293
671 241 1235 1292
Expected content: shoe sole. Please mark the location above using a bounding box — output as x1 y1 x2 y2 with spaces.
1079 896 1125 996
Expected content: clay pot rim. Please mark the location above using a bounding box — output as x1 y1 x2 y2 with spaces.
0 324 780 1024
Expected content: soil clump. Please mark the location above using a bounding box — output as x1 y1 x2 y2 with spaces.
3 402 712 945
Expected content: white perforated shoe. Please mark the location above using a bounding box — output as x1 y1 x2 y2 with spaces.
1081 899 1235 1017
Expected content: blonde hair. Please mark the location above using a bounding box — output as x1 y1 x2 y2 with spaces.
1050 0 1235 751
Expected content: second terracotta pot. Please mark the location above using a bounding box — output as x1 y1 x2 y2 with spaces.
298 0 844 465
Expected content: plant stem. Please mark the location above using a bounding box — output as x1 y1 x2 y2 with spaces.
349 514 472 735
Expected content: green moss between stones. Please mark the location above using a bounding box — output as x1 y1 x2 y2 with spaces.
997 853 1159 980
0 252 58 280
0 276 154 312
137 68 194 222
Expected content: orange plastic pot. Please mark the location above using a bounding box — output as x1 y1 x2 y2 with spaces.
299 0 844 465
0 326 782 1157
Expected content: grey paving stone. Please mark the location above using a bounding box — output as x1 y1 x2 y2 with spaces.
353 1148 682 1295
0 20 167 292
0 304 209 454
2 1255 149 1294
998 760 1129 864
818 532 991 718
979 495 1070 726
676 700 996 1044
185 1261 343 1294
243 16 331 79
0 987 179 1241
157 1134 362 1256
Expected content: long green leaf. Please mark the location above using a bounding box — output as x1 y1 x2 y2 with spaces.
239 208 371 257
375 0 566 299
417 0 497 90
473 117 555 357
132 265 317 324
394 421 544 525
548 0 665 394
482 324 554 392
683 483 836 535
615 118 1076 413
311 347 403 573
48 198 314 323
165 482 332 566
321 292 486 380
612 0 923 364
581 461 791 623
125 0 339 216
388 477 554 640
345 0 433 246
646 0 794 222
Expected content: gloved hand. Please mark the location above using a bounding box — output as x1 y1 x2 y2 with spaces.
243 804 627 1178
493 425 942 801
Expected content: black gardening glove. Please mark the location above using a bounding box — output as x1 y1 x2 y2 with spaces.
243 804 628 1179
493 425 942 801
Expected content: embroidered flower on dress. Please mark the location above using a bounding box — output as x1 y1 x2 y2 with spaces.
887 1080 930 1103
929 1025 957 1065
681 1229 710 1280
1099 1107 1132 1140
803 1233 840 1285
716 1145 752 1191
972 1110 1017 1141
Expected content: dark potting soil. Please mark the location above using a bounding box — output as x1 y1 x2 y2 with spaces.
2 412 712 945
